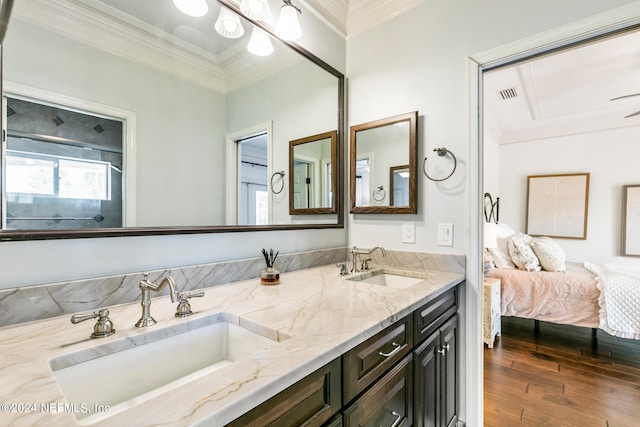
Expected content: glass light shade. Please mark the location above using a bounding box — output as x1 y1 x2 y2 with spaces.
247 27 274 56
215 7 245 39
173 0 208 17
483 221 498 249
240 0 271 21
275 4 302 41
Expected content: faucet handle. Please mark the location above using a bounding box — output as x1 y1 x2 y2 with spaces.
71 309 116 339
361 258 372 271
336 263 349 276
175 291 205 318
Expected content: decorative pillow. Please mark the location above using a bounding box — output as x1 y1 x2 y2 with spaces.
488 237 516 269
508 233 541 272
530 236 566 272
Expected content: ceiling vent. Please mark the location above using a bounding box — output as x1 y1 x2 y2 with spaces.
497 87 518 100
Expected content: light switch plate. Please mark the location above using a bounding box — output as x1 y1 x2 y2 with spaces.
402 223 415 243
437 223 454 246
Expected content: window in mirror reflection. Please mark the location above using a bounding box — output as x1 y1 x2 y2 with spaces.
390 165 410 207
237 133 269 225
3 97 124 230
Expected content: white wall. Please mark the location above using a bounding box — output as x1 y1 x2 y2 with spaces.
347 0 637 254
497 125 640 266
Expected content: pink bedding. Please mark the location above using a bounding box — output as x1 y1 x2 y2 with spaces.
486 262 600 328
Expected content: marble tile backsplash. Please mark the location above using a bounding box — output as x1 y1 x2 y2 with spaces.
0 247 464 328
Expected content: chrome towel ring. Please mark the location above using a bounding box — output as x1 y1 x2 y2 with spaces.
270 171 286 194
423 147 457 182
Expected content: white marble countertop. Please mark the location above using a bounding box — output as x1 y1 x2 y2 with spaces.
0 263 463 426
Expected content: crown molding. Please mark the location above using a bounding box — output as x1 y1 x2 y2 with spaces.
301 0 349 37
13 0 230 93
346 0 426 37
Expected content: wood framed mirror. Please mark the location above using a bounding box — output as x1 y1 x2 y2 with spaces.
289 130 337 215
350 111 418 214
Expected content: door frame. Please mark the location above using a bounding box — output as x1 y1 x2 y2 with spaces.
225 121 273 225
465 4 640 425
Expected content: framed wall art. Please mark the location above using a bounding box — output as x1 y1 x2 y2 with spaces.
622 184 640 256
526 173 590 239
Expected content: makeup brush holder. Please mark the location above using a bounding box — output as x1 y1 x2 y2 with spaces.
261 267 280 285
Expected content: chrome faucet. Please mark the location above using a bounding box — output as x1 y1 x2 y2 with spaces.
135 272 179 328
350 246 387 273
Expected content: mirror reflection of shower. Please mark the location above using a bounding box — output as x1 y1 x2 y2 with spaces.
3 96 124 230
237 133 268 225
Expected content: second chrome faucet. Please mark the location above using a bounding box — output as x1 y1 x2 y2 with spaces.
350 246 387 273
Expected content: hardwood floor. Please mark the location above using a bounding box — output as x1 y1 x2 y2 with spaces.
484 317 640 427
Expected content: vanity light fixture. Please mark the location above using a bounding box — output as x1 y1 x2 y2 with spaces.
247 27 274 56
275 0 302 41
173 0 208 17
240 0 271 21
215 6 245 38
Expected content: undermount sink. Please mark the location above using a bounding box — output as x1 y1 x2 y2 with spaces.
50 313 287 424
347 268 431 288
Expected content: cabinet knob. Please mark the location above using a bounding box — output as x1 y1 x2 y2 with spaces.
437 343 450 356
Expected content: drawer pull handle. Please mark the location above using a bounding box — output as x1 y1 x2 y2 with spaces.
378 342 402 358
379 410 402 427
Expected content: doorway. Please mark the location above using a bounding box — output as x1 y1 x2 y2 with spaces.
467 10 640 426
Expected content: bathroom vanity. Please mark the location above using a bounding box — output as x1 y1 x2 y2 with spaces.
0 263 463 426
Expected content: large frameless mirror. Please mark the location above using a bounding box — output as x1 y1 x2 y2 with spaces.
0 0 344 240
350 111 418 214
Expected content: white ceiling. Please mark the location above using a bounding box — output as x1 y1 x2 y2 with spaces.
484 29 640 144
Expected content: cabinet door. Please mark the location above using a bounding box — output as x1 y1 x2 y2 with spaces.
413 330 439 427
227 357 341 427
343 354 413 427
414 314 458 427
440 315 458 427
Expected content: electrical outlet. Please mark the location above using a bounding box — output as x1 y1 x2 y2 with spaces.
402 223 415 243
437 223 454 246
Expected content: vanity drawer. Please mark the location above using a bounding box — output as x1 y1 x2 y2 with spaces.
414 287 457 344
343 314 413 404
227 357 341 427
343 353 413 427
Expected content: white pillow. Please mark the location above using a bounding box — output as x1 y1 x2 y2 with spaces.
487 223 517 269
488 237 516 269
495 223 516 239
508 233 541 272
530 236 566 272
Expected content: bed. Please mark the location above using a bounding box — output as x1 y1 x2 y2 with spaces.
486 262 600 329
485 223 640 340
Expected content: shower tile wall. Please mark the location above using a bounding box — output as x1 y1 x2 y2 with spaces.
5 97 123 229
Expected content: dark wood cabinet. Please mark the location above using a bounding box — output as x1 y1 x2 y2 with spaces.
226 357 341 427
343 353 413 427
228 284 460 427
414 314 458 427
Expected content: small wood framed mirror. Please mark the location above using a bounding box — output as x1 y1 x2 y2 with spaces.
289 130 338 215
350 111 418 214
